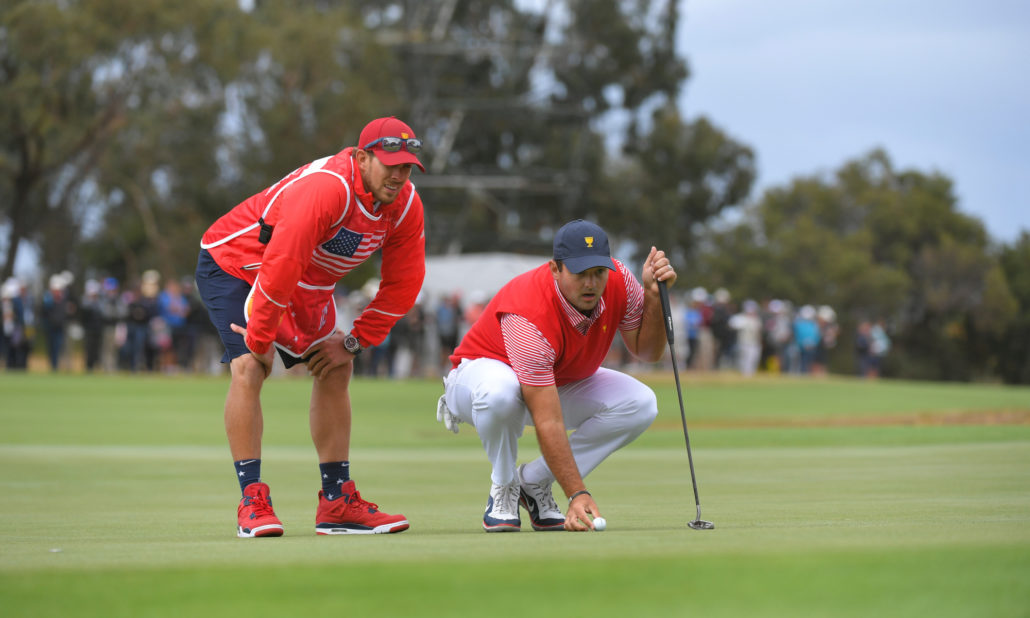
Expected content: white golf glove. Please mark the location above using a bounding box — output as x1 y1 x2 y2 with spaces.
436 395 462 434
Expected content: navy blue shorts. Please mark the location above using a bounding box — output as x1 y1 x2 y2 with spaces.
194 249 307 368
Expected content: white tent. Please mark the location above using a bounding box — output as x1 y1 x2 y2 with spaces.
421 252 549 302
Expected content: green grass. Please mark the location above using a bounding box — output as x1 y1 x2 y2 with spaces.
1 372 1029 616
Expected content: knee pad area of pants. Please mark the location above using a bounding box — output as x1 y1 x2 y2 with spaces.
639 391 659 427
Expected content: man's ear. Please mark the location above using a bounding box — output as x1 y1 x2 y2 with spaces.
355 148 373 170
549 260 561 279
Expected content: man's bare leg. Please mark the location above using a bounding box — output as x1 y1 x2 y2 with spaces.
226 354 267 460
310 362 353 462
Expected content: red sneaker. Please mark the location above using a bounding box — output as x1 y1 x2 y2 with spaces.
315 480 409 535
237 482 284 538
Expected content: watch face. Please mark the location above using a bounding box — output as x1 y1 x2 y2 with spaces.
345 335 361 353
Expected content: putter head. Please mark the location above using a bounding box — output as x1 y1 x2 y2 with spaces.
688 519 714 530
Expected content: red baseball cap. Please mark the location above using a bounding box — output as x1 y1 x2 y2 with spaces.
358 117 425 172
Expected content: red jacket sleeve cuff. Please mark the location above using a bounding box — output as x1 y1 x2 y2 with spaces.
245 332 272 356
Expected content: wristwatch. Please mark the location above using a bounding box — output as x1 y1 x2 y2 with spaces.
343 333 363 355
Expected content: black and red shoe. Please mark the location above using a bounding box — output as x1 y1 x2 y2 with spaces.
315 480 409 535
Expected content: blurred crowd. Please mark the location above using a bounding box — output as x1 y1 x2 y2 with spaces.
3 273 889 379
0 270 493 378
347 284 891 380
658 286 890 379
2 270 221 374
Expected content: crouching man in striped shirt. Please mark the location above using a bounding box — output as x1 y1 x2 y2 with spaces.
437 219 677 532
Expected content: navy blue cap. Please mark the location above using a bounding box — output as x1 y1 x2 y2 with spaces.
552 219 615 273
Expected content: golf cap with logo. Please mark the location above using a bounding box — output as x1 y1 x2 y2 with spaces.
358 116 425 172
553 219 616 273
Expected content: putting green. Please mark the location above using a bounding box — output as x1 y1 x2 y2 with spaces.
1 373 1027 616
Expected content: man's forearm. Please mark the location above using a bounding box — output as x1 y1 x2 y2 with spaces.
521 384 585 498
535 420 585 498
634 292 668 362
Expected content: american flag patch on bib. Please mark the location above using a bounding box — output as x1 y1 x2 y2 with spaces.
322 227 364 257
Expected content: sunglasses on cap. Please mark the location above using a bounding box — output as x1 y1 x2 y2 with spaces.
362 136 423 155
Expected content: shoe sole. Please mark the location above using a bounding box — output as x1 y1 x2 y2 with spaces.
528 521 564 531
482 523 520 532
315 520 409 535
237 524 284 538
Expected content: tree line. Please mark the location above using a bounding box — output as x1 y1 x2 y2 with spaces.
2 0 1027 383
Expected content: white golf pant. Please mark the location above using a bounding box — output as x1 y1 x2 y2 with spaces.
443 358 658 487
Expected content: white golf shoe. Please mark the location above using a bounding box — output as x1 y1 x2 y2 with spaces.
483 479 521 532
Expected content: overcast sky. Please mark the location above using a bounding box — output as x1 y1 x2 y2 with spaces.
676 0 1030 244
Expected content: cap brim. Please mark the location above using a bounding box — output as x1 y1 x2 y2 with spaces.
562 255 616 273
375 149 425 172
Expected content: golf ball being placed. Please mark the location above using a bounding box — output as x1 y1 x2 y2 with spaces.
593 517 607 531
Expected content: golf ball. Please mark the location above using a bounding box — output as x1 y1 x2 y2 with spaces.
593 517 607 531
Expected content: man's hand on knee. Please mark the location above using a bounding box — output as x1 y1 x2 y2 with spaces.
230 323 274 378
306 332 354 380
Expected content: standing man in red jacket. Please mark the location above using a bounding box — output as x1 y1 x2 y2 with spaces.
437 219 677 532
195 117 426 537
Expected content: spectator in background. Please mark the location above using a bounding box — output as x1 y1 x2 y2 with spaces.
436 293 462 374
0 279 12 366
813 305 839 376
158 277 191 372
13 279 36 370
2 277 34 370
730 299 763 377
684 287 706 369
405 295 427 377
79 279 106 372
697 289 718 371
709 288 736 370
869 319 891 378
855 320 874 377
125 274 159 372
758 298 775 371
386 306 412 378
767 299 794 373
366 332 394 378
358 279 394 378
387 295 427 379
793 305 821 374
40 272 76 371
99 277 126 372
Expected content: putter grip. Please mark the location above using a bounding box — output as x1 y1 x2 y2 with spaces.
658 279 675 345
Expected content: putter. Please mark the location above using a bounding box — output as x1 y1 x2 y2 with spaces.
658 279 714 530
